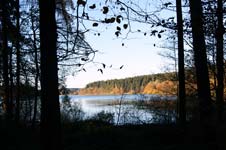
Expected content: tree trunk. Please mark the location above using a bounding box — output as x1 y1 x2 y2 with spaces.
9 42 14 118
189 0 212 122
31 8 39 128
176 0 186 126
15 0 21 122
1 0 12 119
39 0 62 149
216 0 224 123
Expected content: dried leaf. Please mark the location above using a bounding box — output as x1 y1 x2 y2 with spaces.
116 15 122 24
163 2 172 7
151 30 158 36
167 17 174 20
120 7 125 11
89 4 96 9
81 58 88 61
93 23 98 27
158 34 161 38
116 18 121 24
110 17 115 23
98 69 103 74
104 17 115 23
159 30 165 33
115 31 121 37
76 63 82 67
102 63 106 68
103 6 109 14
123 24 128 29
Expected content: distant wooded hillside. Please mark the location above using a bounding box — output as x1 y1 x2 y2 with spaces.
78 72 182 95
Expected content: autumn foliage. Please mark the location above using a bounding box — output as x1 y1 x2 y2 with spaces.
77 71 202 96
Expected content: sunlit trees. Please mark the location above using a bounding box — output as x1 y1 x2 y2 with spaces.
80 73 178 95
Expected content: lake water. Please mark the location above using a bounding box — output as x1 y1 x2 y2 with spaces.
61 94 177 124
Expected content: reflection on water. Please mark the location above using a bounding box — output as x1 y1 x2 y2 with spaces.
61 94 177 124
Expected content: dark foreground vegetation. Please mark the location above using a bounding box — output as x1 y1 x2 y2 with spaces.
1 96 226 150
1 118 226 150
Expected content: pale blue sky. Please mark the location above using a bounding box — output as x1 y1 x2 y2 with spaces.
66 0 176 88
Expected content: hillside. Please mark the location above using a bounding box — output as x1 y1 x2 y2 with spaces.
78 72 182 95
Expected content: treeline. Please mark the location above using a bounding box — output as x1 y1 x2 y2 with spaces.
79 67 224 96
79 72 179 95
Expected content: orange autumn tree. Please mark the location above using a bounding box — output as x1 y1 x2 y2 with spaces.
143 80 177 95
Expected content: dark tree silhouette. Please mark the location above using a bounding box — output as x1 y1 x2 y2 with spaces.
216 0 224 123
29 6 40 128
189 0 212 122
15 0 21 122
39 0 62 149
1 0 12 119
176 0 186 126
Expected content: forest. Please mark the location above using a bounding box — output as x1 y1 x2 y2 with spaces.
79 72 180 95
0 0 226 150
79 68 226 96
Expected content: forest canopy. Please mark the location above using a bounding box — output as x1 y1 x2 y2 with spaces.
78 71 198 95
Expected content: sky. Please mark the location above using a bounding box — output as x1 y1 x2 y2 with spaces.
65 0 176 88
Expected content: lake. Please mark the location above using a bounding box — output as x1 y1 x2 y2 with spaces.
61 94 177 124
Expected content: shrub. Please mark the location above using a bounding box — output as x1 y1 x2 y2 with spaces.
90 111 114 124
61 95 84 123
